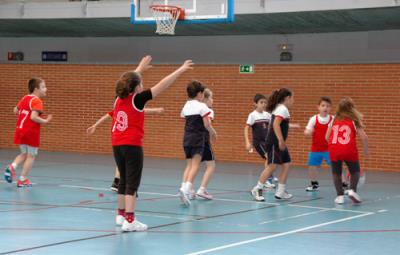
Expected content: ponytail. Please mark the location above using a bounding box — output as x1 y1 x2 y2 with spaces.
115 71 142 99
266 88 292 112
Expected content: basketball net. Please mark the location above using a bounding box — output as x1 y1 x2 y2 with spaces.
150 5 184 35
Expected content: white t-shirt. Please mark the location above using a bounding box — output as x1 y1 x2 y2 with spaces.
272 104 290 119
306 114 333 131
180 100 211 118
246 110 271 126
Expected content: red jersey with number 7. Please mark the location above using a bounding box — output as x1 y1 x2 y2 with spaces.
328 118 359 162
14 95 44 147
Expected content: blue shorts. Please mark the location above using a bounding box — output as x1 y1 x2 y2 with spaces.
307 151 331 166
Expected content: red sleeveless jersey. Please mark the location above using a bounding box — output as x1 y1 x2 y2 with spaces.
111 94 145 147
14 95 43 147
328 118 359 162
311 115 332 152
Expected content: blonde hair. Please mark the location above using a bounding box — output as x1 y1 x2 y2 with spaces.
204 88 212 99
334 97 364 128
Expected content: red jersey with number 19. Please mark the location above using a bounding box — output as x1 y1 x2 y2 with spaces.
111 94 145 147
328 118 359 162
14 95 43 147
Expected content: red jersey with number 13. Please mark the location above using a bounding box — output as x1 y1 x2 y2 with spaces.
328 118 358 162
14 95 43 147
111 94 145 147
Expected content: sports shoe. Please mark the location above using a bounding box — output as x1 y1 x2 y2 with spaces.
273 177 279 183
179 188 191 206
17 179 32 188
347 189 362 203
110 179 119 192
116 215 125 226
4 164 16 183
263 180 276 189
196 189 213 200
121 219 148 232
189 189 196 200
275 190 293 200
335 195 345 204
251 188 265 201
305 184 319 192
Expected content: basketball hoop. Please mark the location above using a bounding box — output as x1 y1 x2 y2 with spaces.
150 5 185 35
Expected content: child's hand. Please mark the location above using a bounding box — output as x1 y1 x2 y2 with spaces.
155 107 165 114
210 133 217 144
87 125 96 135
45 114 53 123
279 140 286 151
136 55 153 73
245 142 253 152
179 60 194 73
290 123 300 129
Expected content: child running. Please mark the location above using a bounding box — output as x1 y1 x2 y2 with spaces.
326 97 368 204
304 97 333 191
195 88 216 200
244 93 276 189
4 78 52 187
251 88 299 201
87 108 164 191
179 81 217 206
112 56 193 231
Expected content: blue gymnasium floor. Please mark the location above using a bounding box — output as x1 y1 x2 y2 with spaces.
0 149 399 255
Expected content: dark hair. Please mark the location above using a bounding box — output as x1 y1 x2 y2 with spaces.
186 80 205 99
334 97 364 129
115 71 141 99
28 77 44 94
319 96 332 105
266 88 292 112
253 93 267 103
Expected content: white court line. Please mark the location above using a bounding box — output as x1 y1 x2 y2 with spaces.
287 204 373 214
186 212 375 255
259 209 330 225
59 185 279 205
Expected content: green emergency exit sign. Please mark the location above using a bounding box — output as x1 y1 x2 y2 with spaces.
239 64 255 74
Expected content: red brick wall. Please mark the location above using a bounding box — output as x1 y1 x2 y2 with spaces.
1 63 399 172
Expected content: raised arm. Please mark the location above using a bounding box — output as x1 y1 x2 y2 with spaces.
150 60 194 98
134 55 153 74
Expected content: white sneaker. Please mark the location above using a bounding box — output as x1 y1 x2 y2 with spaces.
348 189 362 203
121 219 148 232
116 215 125 226
251 188 265 201
273 177 279 183
263 180 276 189
335 195 345 204
189 189 196 200
275 190 293 200
196 189 213 200
179 188 191 206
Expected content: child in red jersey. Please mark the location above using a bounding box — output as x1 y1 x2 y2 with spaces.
4 78 52 187
112 56 193 231
87 108 164 192
304 97 333 192
326 97 368 204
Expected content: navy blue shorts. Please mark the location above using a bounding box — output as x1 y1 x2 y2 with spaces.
267 144 291 165
254 142 267 160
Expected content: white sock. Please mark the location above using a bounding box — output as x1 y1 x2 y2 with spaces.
19 176 26 181
184 182 193 193
277 183 286 193
180 182 185 190
198 186 205 192
11 162 17 169
256 182 264 189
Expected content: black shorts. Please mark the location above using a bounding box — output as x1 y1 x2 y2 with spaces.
184 146 204 159
201 141 215 162
266 144 291 165
113 145 143 196
331 160 360 175
254 142 267 160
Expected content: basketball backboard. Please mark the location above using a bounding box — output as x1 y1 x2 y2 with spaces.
131 0 234 24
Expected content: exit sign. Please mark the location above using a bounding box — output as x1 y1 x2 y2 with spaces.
239 64 255 74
